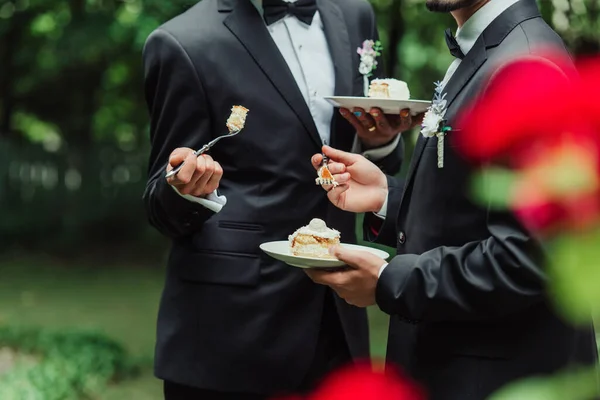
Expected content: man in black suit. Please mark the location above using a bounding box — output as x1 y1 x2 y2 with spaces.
306 1 598 399
142 0 412 398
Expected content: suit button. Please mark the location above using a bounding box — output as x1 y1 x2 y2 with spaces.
398 231 406 244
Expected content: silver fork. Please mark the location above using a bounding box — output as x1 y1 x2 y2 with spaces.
165 127 242 179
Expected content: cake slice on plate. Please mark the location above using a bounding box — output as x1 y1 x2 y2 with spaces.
289 218 340 259
367 78 410 100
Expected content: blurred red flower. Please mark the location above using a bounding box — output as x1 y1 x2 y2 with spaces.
274 362 425 400
454 52 600 234
455 51 579 162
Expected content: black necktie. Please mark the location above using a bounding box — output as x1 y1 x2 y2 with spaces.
263 0 318 26
445 28 465 59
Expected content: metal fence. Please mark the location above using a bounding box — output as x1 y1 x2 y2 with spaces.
0 140 162 256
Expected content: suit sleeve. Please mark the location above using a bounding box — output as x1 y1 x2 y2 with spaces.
374 55 575 323
142 28 216 239
376 210 547 323
355 2 404 176
363 174 403 246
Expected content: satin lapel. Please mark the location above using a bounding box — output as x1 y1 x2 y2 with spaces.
318 0 353 98
396 0 542 211
221 1 322 148
317 0 353 148
397 38 486 209
443 37 487 109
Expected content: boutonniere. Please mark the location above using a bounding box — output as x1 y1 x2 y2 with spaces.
357 39 383 96
421 81 452 168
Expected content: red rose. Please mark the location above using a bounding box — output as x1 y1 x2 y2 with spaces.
455 51 578 162
454 52 600 235
274 362 425 400
575 56 600 132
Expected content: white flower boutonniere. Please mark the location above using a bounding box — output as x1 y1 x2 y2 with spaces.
421 81 452 168
357 40 383 96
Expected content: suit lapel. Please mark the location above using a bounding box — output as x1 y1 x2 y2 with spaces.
398 36 487 209
220 0 322 148
443 38 487 109
396 0 542 213
318 0 353 98
317 0 353 148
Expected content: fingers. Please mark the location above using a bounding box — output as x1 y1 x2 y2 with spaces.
167 148 189 169
326 183 349 204
369 108 391 132
339 108 366 134
305 268 348 286
168 150 198 187
320 172 350 194
190 155 219 196
321 145 361 166
311 154 346 175
327 162 346 175
352 108 376 132
328 245 365 267
331 172 350 185
205 161 223 193
397 108 413 132
412 112 425 128
167 148 222 197
311 154 324 171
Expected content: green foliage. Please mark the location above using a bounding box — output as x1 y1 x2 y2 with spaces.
0 0 597 256
0 326 137 400
469 166 600 325
469 167 516 210
489 366 600 400
549 228 600 325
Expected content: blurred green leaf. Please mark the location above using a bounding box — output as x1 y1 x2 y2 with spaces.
469 167 516 209
489 367 600 400
549 228 600 324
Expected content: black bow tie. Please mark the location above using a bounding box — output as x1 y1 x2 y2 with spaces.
263 0 318 26
445 28 465 59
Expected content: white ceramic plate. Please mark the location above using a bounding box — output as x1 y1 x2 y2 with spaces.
260 241 390 269
324 96 431 116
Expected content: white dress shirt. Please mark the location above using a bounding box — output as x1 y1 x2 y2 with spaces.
174 0 397 210
377 0 520 277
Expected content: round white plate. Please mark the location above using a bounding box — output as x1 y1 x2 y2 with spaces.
324 96 431 116
260 241 390 269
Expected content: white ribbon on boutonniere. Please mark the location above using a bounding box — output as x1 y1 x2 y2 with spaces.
421 81 452 168
357 40 383 97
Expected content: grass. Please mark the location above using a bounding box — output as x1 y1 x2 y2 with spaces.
0 257 389 399
0 256 597 399
0 258 164 399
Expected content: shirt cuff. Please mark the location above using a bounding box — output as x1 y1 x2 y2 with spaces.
351 134 401 161
171 186 227 213
373 192 388 219
378 262 388 278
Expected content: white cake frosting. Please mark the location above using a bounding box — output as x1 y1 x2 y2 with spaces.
288 218 340 241
368 79 410 100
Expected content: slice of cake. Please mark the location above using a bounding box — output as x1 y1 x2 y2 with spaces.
289 218 341 259
226 105 249 132
315 164 338 187
368 79 410 100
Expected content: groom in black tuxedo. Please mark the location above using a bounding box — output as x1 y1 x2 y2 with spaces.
142 0 412 399
306 1 598 399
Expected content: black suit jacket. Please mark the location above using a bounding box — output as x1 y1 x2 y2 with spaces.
367 1 598 399
142 0 402 394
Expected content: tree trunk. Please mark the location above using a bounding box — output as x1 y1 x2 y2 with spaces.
386 0 405 78
539 0 554 26
0 17 20 138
